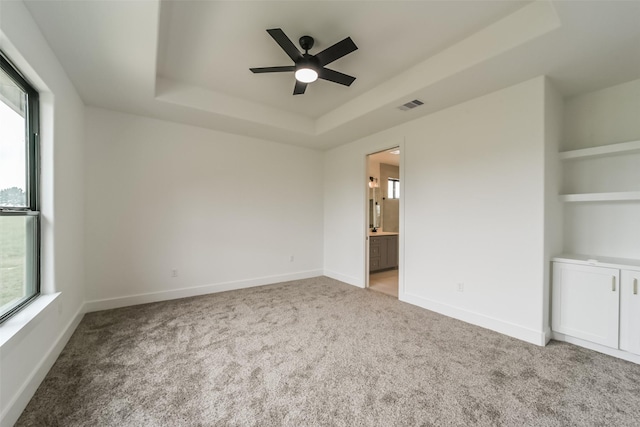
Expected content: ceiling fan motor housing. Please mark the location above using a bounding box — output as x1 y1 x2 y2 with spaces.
297 54 320 71
299 35 314 52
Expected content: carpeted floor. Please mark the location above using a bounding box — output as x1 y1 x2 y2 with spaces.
16 277 640 426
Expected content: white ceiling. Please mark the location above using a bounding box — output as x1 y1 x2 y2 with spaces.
370 148 400 168
23 0 640 150
158 1 526 118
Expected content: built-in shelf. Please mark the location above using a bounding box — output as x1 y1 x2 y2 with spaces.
559 140 640 160
553 254 640 272
560 191 640 202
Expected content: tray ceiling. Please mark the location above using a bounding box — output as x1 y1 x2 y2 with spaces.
23 0 640 149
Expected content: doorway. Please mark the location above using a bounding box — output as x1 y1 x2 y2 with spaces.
366 147 400 298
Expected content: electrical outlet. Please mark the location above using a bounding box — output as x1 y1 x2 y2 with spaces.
457 283 464 292
171 269 178 278
289 255 294 262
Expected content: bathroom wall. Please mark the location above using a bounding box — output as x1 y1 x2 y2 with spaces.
380 163 399 232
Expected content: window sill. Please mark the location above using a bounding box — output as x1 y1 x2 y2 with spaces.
0 293 60 348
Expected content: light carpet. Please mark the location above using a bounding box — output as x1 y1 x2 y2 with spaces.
16 277 640 426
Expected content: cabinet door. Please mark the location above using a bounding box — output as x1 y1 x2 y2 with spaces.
370 237 385 272
387 236 398 268
370 239 381 257
378 238 388 269
552 263 620 348
620 270 640 355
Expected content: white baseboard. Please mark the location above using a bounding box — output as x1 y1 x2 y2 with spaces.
552 332 640 364
1 302 85 427
323 270 364 288
401 292 547 346
84 270 324 313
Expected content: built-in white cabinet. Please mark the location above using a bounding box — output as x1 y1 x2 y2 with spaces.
552 257 640 358
554 84 640 362
552 262 619 348
620 269 640 355
553 137 640 362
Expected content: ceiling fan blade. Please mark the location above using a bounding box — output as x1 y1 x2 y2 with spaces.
315 37 358 66
318 68 356 86
250 66 295 74
293 80 307 95
267 28 303 62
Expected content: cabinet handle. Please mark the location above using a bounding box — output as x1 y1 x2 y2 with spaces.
634 278 638 295
612 276 616 292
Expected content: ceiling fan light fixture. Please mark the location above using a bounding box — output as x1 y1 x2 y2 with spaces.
295 67 318 83
250 28 358 95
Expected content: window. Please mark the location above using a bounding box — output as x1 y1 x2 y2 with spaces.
0 51 40 323
388 178 400 199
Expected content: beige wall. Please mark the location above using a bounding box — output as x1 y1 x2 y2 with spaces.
380 163 399 232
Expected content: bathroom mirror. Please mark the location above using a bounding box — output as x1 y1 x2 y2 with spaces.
369 187 382 230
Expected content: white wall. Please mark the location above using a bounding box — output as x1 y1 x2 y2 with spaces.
325 140 402 286
563 79 640 151
325 77 550 344
0 1 86 425
562 79 640 259
83 107 324 309
543 78 563 337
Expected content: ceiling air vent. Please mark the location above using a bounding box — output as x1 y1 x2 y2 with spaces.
397 99 424 111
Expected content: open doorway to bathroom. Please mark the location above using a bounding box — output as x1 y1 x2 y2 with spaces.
366 147 400 298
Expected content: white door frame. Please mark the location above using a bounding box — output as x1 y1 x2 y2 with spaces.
364 141 405 297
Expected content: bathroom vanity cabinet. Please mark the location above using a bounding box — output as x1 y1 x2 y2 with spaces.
369 234 398 272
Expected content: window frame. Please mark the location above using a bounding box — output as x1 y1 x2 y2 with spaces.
0 50 40 323
387 178 400 199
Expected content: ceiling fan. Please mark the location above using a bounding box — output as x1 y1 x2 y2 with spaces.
250 28 358 95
